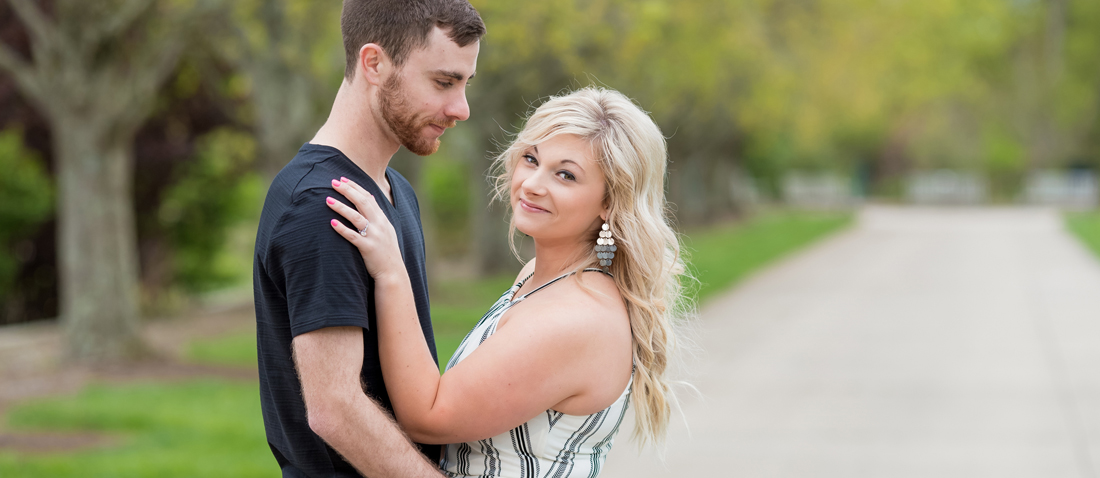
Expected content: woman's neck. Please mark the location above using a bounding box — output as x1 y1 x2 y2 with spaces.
529 237 591 284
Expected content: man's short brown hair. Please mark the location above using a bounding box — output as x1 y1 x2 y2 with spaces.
342 0 486 79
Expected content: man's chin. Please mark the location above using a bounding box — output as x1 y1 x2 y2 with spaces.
405 138 441 156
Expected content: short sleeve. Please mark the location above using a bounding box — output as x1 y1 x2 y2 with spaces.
269 188 373 337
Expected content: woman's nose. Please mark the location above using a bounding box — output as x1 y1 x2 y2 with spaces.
521 169 548 196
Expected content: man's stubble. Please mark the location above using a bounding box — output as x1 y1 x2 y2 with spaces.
380 73 456 156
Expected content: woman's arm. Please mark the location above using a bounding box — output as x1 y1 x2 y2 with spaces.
327 179 632 444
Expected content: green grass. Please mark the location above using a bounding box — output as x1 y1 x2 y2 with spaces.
1 210 851 476
0 380 270 477
187 332 257 367
1067 211 1100 259
685 211 852 301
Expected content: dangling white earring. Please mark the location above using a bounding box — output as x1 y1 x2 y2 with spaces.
595 222 615 272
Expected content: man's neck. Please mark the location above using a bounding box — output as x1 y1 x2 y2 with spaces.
311 79 400 202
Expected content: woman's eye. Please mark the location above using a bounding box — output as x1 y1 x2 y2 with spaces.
557 171 576 181
523 154 538 166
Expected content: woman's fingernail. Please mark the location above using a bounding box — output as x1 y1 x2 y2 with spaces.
332 179 340 188
326 197 335 205
341 177 349 183
330 219 339 227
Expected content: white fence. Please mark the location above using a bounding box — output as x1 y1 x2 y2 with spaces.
782 172 859 209
1023 171 1098 208
905 170 987 205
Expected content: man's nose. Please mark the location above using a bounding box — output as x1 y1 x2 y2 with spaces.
446 90 470 122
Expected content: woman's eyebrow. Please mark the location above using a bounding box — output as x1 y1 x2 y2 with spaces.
559 159 586 173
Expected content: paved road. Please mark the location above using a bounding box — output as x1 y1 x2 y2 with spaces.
602 206 1100 478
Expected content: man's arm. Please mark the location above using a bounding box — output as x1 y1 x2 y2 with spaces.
294 326 443 478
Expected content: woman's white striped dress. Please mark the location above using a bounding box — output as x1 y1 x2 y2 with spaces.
439 269 632 478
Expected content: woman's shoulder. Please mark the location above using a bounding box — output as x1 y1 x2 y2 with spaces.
524 270 626 329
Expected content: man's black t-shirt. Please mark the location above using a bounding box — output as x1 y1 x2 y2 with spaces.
254 143 439 477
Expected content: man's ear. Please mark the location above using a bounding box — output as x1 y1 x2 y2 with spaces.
357 43 389 86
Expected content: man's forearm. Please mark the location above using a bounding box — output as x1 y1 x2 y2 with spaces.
295 327 443 478
316 392 443 478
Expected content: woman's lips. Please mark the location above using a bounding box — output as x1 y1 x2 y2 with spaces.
519 199 548 213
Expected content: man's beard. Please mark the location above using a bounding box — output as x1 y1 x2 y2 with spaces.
380 75 455 156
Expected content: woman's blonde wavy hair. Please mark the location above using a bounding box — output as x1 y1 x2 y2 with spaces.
491 87 692 446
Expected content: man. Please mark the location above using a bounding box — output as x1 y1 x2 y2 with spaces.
253 1 484 476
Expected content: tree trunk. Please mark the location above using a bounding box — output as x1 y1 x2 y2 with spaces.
253 68 319 181
55 116 145 361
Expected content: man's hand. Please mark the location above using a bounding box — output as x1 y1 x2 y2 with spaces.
294 326 443 477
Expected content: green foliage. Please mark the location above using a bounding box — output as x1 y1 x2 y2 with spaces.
983 127 1027 200
159 128 263 292
1067 211 1100 259
423 154 473 257
0 380 271 477
0 129 52 299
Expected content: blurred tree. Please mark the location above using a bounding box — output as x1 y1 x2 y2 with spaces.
0 0 215 361
212 0 342 180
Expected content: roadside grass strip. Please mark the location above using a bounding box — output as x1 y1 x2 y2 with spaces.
685 211 852 301
1067 211 1100 259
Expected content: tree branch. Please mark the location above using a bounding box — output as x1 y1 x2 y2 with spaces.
0 41 45 108
85 0 156 47
6 0 56 51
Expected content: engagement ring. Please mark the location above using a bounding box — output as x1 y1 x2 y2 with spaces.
359 224 369 237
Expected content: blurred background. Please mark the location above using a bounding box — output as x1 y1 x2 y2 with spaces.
1 0 1100 476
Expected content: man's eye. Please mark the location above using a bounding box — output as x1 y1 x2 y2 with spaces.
437 81 452 88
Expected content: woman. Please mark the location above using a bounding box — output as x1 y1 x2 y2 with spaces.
326 87 690 477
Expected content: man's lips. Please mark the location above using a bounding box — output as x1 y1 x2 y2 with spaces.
519 199 549 213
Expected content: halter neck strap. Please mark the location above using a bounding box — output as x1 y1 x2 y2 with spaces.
512 268 611 304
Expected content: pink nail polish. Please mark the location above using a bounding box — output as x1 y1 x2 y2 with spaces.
332 179 340 188
341 177 349 183
326 197 335 205
330 219 338 227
